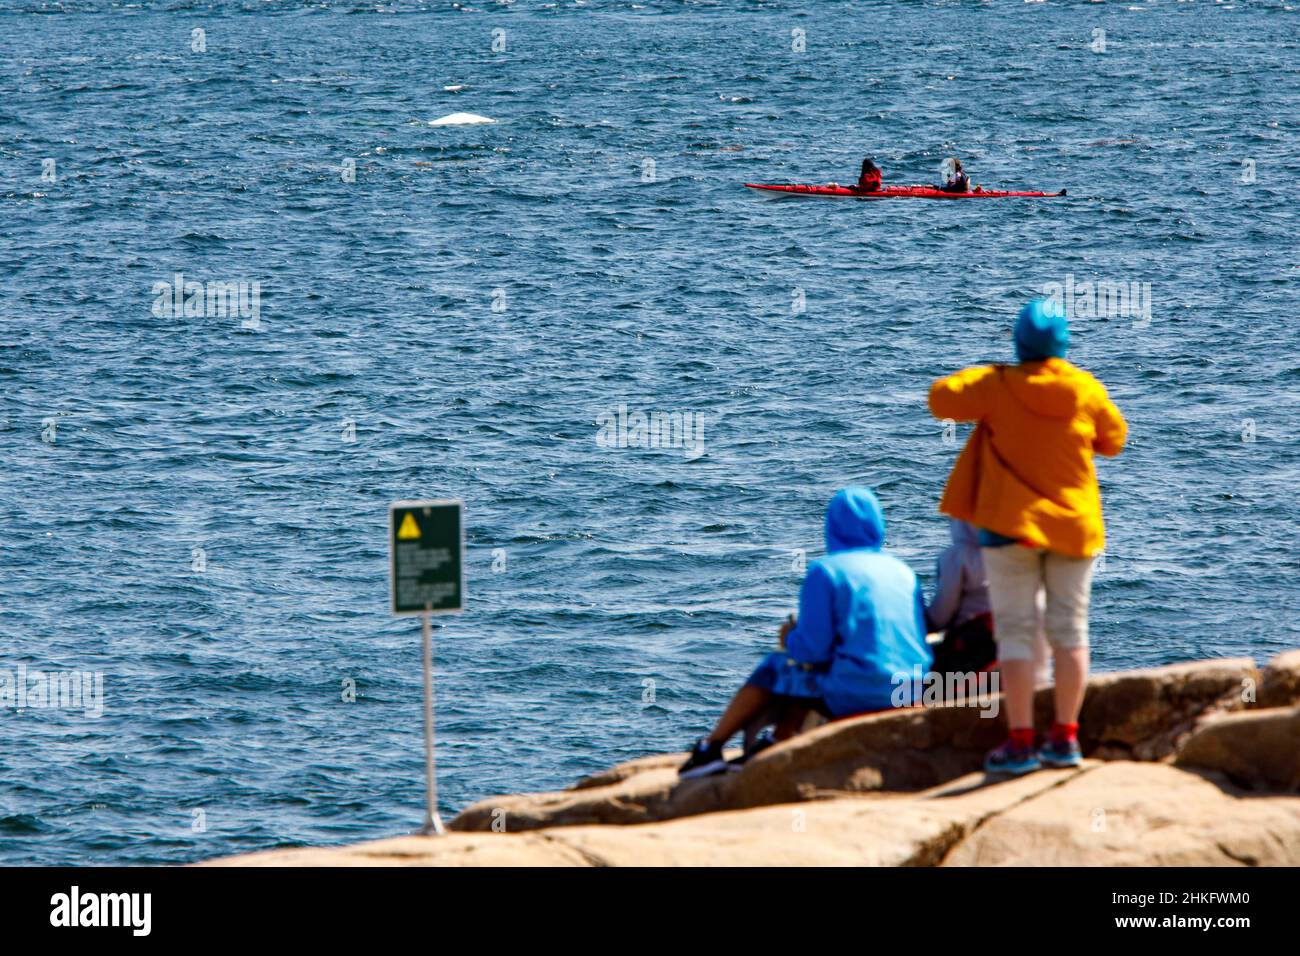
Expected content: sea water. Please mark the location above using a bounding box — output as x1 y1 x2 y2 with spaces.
0 0 1297 864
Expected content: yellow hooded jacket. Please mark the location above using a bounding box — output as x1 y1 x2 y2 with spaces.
929 358 1127 558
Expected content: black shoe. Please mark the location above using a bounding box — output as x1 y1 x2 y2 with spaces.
678 737 728 779
727 729 777 771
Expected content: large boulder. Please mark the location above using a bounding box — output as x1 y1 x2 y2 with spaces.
451 764 720 832
1078 657 1256 760
536 768 1080 868
941 762 1300 866
452 658 1256 832
208 763 1300 867
208 768 1083 867
1174 706 1300 793
202 831 588 867
1259 650 1300 709
681 657 1257 813
569 753 691 791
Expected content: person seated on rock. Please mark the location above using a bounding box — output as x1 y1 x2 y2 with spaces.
925 518 996 680
925 521 1052 692
678 487 933 779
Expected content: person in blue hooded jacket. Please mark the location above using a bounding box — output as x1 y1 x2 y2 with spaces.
679 488 933 778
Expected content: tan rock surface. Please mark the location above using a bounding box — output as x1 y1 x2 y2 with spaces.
570 753 692 790
206 768 1082 867
452 658 1257 832
1174 706 1300 792
941 761 1300 866
549 768 1081 867
207 763 1300 867
1259 650 1300 709
202 831 589 867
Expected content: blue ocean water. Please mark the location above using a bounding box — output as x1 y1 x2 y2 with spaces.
1 0 1298 866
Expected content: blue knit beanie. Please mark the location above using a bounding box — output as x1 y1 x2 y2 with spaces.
1015 298 1070 362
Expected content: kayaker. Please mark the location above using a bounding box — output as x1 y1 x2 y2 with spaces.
678 488 932 778
856 157 883 192
939 157 971 193
928 298 1127 775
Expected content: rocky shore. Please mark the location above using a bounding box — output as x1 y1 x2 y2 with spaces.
207 651 1300 866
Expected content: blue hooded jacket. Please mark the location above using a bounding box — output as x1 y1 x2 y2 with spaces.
784 488 933 715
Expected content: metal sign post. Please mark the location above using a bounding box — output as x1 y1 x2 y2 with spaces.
389 500 464 837
420 604 442 835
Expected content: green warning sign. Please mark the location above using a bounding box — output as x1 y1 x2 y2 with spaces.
389 500 464 616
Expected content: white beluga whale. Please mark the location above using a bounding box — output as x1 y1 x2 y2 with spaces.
428 112 495 126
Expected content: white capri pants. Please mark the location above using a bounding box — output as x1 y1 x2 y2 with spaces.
980 545 1096 663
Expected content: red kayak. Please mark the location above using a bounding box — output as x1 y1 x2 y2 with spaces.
745 183 1066 200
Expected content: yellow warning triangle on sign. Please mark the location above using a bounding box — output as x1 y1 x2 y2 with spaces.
397 513 421 540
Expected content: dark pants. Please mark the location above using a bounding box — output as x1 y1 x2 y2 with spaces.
930 612 996 679
742 694 831 753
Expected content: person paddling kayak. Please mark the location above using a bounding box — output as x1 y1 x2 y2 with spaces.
939 157 971 193
856 157 883 192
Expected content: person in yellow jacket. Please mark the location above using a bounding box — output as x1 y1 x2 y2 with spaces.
929 298 1126 775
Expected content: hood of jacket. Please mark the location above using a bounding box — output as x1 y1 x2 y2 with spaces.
825 487 885 553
